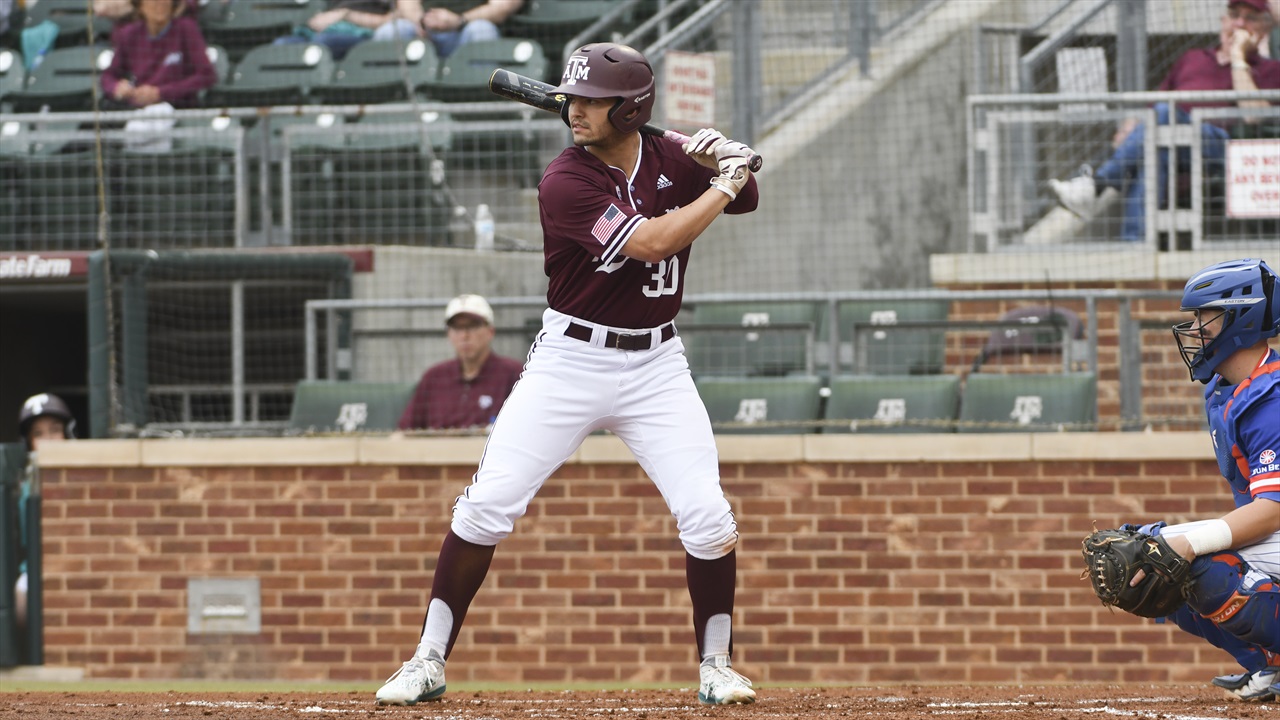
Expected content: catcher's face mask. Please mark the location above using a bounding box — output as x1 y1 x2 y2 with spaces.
1173 308 1228 381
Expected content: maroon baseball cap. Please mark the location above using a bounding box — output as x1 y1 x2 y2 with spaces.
1228 0 1269 13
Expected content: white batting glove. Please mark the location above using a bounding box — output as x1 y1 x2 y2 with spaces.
713 139 754 162
684 127 727 170
709 154 750 201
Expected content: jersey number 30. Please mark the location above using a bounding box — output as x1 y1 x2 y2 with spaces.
643 258 679 298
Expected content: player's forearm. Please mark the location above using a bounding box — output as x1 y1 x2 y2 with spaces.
622 189 730 263
1223 498 1280 548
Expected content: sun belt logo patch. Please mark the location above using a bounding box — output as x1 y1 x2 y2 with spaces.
1261 449 1276 465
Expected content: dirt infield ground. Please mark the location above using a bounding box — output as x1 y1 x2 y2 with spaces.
1 685 1274 719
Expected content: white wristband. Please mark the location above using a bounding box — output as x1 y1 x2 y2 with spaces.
1182 519 1233 556
1232 61 1250 71
708 180 737 201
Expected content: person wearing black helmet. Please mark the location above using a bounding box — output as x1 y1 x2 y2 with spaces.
376 43 759 707
17 393 76 452
1119 259 1280 701
11 393 76 633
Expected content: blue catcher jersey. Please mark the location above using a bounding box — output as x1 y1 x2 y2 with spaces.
1204 348 1280 509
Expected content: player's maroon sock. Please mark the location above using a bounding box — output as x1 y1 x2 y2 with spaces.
425 530 496 658
686 550 737 658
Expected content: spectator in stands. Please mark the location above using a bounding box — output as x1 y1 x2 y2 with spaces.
1048 0 1280 242
272 0 420 61
398 294 524 432
276 0 521 61
415 0 524 58
10 393 76 632
100 0 217 109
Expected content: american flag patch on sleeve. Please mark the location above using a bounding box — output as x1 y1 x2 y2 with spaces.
591 204 626 245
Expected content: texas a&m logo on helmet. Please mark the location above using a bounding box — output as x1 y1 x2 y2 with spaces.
562 55 590 85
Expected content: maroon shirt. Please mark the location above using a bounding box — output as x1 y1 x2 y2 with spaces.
101 15 217 108
397 353 524 430
538 134 759 329
1159 46 1280 109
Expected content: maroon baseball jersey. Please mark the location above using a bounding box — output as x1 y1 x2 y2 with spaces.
538 134 759 329
398 353 525 430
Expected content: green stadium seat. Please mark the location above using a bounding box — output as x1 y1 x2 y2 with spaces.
284 111 453 245
420 38 547 103
199 0 318 64
205 44 232 86
207 42 335 107
112 116 243 248
12 149 100 250
288 380 417 433
685 301 822 377
308 39 440 105
6 44 112 113
508 0 624 71
969 306 1084 372
21 0 113 48
823 374 960 434
0 118 88 250
694 375 824 435
0 49 23 109
957 372 1097 433
830 299 950 375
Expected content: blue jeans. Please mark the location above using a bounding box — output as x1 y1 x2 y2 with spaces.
427 19 500 58
1093 102 1231 241
275 29 367 61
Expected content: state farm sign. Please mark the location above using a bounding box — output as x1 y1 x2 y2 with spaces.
0 253 77 279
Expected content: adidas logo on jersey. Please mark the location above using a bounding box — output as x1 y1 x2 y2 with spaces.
656 174 673 190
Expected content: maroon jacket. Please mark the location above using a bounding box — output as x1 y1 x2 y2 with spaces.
398 353 525 430
101 15 216 108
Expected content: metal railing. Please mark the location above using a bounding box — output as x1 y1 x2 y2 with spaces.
304 287 1194 433
968 89 1280 251
0 103 564 251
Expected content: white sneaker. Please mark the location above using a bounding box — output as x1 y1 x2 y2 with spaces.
1050 173 1105 220
698 654 756 705
375 650 446 705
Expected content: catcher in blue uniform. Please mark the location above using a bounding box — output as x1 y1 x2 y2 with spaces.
1082 258 1280 701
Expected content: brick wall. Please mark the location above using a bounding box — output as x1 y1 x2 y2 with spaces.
31 434 1241 686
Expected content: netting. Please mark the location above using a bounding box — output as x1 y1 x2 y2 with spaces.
2 0 1277 438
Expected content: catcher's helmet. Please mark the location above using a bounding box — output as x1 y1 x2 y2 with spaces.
18 392 77 445
1172 258 1279 383
551 43 655 134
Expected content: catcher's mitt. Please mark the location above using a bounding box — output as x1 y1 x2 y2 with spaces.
1080 527 1193 618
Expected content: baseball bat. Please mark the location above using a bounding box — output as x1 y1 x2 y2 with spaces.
488 68 763 172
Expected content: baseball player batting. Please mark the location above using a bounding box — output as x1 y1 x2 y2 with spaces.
376 42 760 706
1083 258 1280 701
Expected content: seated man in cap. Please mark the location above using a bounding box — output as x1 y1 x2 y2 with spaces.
1047 0 1280 242
398 294 524 432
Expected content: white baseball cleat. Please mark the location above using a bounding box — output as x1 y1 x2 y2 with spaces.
698 654 756 705
1218 666 1279 702
1049 172 1108 221
375 650 446 705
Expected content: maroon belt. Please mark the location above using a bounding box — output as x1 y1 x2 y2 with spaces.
565 322 675 350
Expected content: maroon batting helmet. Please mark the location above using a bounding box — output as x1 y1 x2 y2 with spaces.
551 43 655 134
